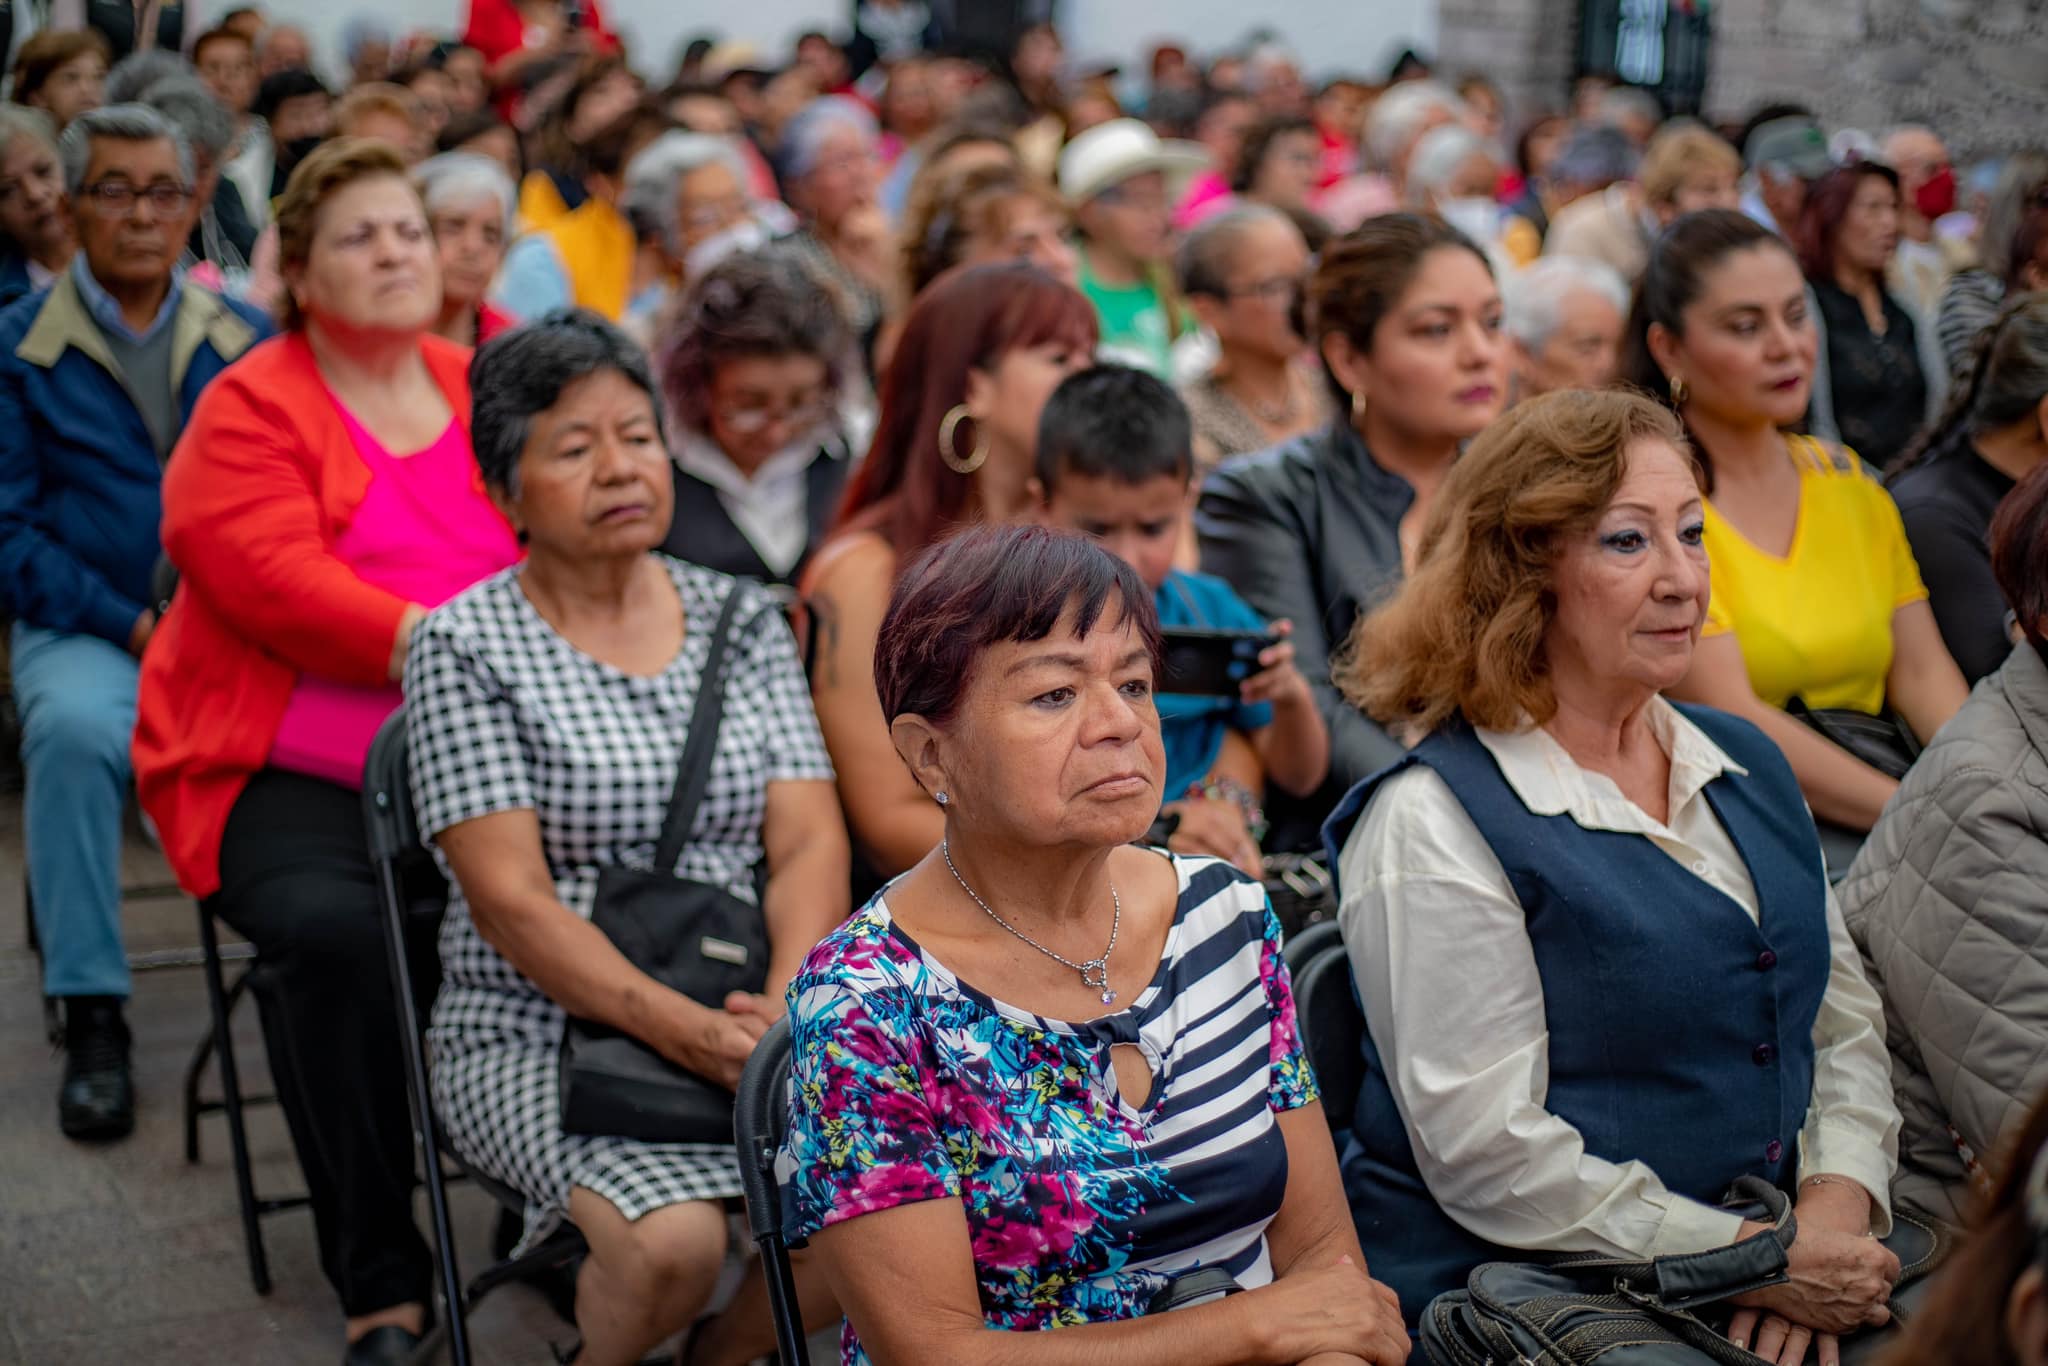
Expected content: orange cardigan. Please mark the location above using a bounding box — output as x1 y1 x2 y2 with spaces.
133 331 488 899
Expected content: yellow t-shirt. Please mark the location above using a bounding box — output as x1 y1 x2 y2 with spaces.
1701 436 1929 715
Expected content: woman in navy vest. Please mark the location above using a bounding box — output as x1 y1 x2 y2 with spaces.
1322 389 1903 1363
653 250 856 588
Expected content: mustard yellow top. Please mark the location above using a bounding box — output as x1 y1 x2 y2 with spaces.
1701 435 1929 715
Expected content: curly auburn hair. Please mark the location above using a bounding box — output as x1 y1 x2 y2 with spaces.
1337 388 1694 735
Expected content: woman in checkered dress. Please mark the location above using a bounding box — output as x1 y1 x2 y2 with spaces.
403 314 851 1366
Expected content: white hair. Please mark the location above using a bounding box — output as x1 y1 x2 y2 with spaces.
1504 255 1631 348
621 131 751 254
1407 122 1491 200
1596 85 1663 131
413 152 516 239
1366 80 1465 173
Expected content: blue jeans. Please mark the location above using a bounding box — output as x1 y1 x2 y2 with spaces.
13 621 138 999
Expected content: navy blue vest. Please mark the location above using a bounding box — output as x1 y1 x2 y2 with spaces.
1319 705 1831 1324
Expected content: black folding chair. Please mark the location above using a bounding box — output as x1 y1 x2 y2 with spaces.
363 709 587 1366
734 1015 809 1366
1280 918 1342 981
1290 941 1368 1137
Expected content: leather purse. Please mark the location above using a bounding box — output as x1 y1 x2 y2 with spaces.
1418 1177 1946 1366
559 589 770 1146
1785 699 1922 781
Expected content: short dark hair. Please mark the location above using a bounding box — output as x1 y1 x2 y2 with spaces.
1035 365 1193 492
253 67 330 123
874 524 1163 728
1992 462 2048 650
657 252 852 436
1231 113 1317 194
469 310 664 495
192 26 253 65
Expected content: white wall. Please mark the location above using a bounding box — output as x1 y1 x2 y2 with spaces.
258 0 1435 90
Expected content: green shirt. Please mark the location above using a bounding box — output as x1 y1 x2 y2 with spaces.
1078 251 1173 379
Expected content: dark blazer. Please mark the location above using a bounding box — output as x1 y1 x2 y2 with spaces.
1195 417 1410 846
659 441 850 587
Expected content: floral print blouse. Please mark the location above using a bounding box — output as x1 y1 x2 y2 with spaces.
781 854 1318 1364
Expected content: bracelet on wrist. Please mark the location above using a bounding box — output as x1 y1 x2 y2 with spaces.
1184 776 1267 843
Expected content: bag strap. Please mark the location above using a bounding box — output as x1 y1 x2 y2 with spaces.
652 585 752 870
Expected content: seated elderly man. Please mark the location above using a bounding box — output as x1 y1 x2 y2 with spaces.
0 103 269 1141
1504 254 1631 398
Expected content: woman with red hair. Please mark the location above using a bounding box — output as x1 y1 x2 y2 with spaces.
803 262 1097 883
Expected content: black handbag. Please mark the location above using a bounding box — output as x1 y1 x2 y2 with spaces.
1418 1177 1946 1366
1785 699 1922 781
559 589 769 1145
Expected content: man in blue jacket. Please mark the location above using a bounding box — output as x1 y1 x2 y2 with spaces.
0 103 269 1141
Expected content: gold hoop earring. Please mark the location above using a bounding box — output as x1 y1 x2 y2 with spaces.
1668 374 1689 406
938 404 989 475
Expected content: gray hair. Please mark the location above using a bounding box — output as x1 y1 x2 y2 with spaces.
141 77 238 161
1503 255 1631 348
0 105 58 165
775 95 876 183
1366 80 1464 173
469 309 664 498
1176 203 1294 298
1596 85 1663 133
1978 151 2048 285
620 130 750 255
1407 122 1491 201
105 49 191 106
58 104 194 196
413 151 516 239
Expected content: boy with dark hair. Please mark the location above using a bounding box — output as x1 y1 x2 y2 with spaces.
1034 365 1329 873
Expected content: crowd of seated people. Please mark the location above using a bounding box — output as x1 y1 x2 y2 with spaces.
0 12 2044 1366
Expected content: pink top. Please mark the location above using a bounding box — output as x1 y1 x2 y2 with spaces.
1174 170 1233 231
268 403 522 789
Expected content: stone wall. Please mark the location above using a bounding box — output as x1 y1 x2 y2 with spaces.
1438 0 2048 164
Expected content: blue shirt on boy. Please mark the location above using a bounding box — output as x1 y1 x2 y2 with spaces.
1155 568 1274 801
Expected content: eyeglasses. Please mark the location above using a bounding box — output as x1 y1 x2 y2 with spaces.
79 180 194 213
713 395 831 435
1224 276 1298 303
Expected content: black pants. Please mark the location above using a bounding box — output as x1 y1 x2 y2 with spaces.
211 768 432 1319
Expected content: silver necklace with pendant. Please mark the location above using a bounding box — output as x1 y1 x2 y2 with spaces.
942 841 1122 1005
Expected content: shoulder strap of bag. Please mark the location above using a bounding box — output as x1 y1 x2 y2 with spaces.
652 584 752 870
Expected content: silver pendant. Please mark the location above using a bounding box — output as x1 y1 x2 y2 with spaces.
1082 959 1115 1006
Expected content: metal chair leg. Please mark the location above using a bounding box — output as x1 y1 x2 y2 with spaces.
198 903 272 1296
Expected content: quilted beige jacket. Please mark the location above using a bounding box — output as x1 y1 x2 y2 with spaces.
1838 642 2048 1226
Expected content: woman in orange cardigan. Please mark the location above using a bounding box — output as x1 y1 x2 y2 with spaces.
133 140 522 1366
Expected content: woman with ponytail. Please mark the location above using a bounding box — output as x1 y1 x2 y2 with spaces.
1889 294 2048 683
1625 210 1969 853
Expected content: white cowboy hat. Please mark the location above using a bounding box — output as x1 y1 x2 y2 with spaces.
1057 118 1208 204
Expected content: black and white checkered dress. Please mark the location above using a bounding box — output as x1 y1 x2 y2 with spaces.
404 556 833 1251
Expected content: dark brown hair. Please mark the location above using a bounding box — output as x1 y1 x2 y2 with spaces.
831 262 1097 562
12 30 109 107
1308 212 1488 400
1992 461 2048 650
874 523 1161 728
899 161 1068 300
273 137 415 330
1339 388 1694 735
1622 207 1799 490
1797 161 1901 283
1879 1090 2048 1366
656 251 851 436
1230 113 1317 195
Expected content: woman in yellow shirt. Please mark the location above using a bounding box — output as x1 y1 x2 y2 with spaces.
1628 210 1967 834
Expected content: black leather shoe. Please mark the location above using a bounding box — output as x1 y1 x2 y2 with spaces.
342 1325 423 1366
58 996 134 1141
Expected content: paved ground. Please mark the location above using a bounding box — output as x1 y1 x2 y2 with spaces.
0 789 588 1365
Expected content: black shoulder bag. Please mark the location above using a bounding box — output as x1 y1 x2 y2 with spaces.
559 588 771 1145
1419 1177 1945 1366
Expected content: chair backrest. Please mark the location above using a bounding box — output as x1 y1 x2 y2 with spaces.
734 1014 795 1242
363 708 450 1017
1291 940 1367 1136
1281 918 1342 981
